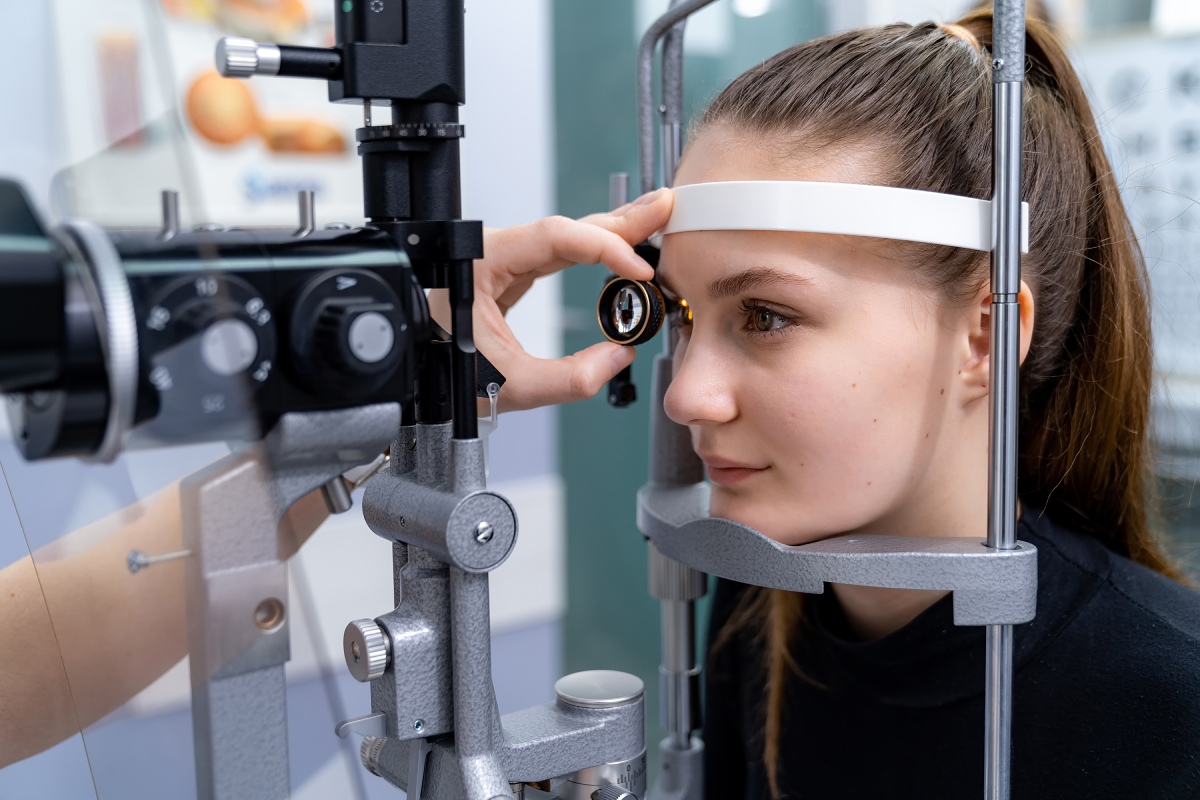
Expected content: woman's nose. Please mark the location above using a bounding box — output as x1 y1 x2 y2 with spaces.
663 333 738 426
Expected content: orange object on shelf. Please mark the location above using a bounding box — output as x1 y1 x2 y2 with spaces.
259 118 346 154
186 72 259 146
185 71 347 154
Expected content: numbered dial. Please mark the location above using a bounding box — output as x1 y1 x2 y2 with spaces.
290 269 408 400
140 274 278 420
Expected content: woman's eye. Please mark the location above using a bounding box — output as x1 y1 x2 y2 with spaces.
741 301 794 335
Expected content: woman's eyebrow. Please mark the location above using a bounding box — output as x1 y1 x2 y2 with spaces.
707 267 811 301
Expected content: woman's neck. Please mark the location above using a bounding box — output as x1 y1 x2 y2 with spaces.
829 585 949 641
827 402 1013 642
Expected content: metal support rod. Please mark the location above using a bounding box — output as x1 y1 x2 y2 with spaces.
610 173 630 211
986 3 1026 799
160 190 180 239
637 0 719 194
296 189 315 237
450 259 479 441
449 567 511 799
659 0 688 188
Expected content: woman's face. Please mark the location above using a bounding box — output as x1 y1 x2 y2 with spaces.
660 131 983 545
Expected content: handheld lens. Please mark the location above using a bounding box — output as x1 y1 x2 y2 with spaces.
597 277 666 346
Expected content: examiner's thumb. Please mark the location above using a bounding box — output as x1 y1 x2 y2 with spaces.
562 341 637 404
613 187 673 244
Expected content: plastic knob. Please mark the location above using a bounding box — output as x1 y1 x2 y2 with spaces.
344 619 390 682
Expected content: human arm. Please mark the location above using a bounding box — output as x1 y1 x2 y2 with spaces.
0 481 330 766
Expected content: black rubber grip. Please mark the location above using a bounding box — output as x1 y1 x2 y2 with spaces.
277 45 343 80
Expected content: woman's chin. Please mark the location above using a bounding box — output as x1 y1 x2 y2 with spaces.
708 493 843 547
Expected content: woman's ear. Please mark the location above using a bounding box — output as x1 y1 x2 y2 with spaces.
957 280 1036 403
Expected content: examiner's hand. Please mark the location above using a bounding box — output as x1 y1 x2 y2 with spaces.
431 188 672 412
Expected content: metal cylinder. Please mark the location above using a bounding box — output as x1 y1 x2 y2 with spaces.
985 4 1026 797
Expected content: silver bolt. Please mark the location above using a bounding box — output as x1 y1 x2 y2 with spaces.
474 521 494 544
992 58 1004 71
407 233 421 245
413 719 425 733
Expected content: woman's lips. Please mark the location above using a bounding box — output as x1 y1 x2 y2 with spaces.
702 458 768 486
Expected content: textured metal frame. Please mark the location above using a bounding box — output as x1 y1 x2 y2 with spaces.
638 483 1037 627
181 404 399 800
351 419 650 799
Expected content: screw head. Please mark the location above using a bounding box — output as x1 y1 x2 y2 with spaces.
413 719 425 733
474 521 494 544
992 58 1004 71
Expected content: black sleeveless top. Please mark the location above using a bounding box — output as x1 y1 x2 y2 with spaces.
703 507 1200 799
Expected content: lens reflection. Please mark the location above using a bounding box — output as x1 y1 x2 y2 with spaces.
613 286 644 335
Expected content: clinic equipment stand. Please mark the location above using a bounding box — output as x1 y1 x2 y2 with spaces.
182 404 399 799
335 419 648 800
632 3 1033 800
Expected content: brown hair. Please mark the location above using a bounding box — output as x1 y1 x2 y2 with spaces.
697 8 1186 797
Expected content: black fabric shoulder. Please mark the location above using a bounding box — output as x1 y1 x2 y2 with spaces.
1019 507 1200 643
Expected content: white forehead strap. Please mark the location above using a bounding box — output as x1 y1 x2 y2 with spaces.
661 181 1030 254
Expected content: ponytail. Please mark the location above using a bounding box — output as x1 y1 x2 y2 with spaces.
957 9 1185 580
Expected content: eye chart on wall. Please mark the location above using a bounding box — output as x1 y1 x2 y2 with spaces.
1075 33 1200 458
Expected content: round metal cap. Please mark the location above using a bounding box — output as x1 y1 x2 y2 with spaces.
215 37 259 78
555 670 644 710
344 618 390 682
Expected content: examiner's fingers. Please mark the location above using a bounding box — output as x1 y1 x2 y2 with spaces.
480 188 672 287
490 341 637 412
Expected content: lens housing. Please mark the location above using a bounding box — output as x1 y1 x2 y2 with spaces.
597 277 666 346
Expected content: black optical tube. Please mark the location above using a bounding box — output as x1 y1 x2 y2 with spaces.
449 259 477 440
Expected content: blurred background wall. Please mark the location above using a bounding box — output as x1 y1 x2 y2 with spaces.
1 0 1198 797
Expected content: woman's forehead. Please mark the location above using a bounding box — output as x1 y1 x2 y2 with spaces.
674 127 886 187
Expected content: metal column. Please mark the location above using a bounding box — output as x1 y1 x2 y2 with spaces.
986 3 1027 799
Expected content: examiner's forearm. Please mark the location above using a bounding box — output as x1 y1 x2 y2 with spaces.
0 482 330 767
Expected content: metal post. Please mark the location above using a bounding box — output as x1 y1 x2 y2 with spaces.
636 0 720 194
182 406 398 800
986 3 1026 799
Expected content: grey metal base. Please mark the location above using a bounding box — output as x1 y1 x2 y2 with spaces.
182 404 399 800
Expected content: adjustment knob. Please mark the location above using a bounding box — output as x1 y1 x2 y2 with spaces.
593 786 637 800
344 619 390 682
290 269 410 400
314 299 402 378
215 37 281 78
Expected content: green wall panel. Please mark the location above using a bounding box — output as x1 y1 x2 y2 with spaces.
553 0 827 780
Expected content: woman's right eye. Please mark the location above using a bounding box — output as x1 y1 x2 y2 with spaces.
739 300 799 339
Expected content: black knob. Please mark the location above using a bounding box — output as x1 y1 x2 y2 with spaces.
314 298 403 377
290 269 408 399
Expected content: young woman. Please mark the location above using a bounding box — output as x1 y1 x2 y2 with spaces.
468 8 1200 795
639 9 1200 799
